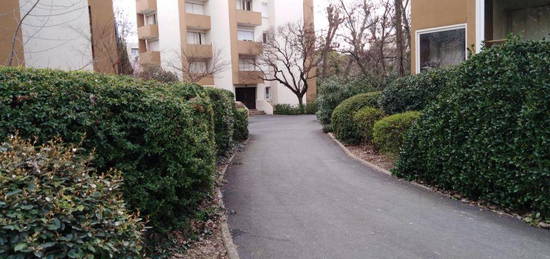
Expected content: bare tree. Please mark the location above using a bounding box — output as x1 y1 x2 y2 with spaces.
168 48 229 84
319 4 344 79
394 0 405 75
257 23 320 108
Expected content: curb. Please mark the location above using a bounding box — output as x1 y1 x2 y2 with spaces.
327 133 433 192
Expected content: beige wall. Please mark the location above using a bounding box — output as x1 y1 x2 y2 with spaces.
0 0 24 66
304 0 317 101
88 0 118 74
411 0 477 73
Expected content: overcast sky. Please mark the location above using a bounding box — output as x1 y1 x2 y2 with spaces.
113 0 335 43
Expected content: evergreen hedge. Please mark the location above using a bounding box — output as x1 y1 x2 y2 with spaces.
352 107 385 144
234 108 249 142
331 92 381 144
372 111 422 155
205 87 236 156
394 39 550 220
0 67 216 232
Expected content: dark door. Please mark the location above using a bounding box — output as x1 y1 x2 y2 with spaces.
236 87 256 109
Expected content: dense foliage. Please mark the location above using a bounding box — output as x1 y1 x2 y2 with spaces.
205 88 236 156
353 107 386 144
234 108 249 142
316 76 379 130
394 39 550 220
274 101 317 115
0 67 216 232
0 137 144 258
379 68 453 114
331 92 381 144
372 111 422 155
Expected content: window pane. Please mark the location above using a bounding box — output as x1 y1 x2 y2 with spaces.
419 28 465 72
238 30 254 41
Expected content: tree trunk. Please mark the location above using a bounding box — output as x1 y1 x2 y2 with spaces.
297 95 304 110
394 0 405 76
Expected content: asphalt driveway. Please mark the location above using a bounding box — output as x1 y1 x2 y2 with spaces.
222 115 550 259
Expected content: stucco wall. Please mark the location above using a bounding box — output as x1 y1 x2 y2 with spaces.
158 0 183 76
0 0 24 66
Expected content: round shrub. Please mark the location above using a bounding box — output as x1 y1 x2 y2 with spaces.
205 87 236 156
0 137 144 258
331 92 382 144
352 107 385 144
0 67 216 232
379 68 454 114
373 111 422 155
234 108 249 142
316 76 379 130
394 39 550 220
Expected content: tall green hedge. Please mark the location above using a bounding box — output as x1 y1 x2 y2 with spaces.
394 39 550 220
331 92 381 144
0 67 216 232
378 68 454 114
234 108 249 142
373 111 422 155
205 87 236 156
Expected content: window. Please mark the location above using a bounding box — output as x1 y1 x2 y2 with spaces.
185 2 205 15
416 24 466 73
238 27 255 41
146 40 159 51
239 58 256 71
190 61 208 73
145 13 157 25
237 0 252 11
187 31 208 45
265 87 271 100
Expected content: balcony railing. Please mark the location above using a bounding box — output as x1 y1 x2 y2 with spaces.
136 0 157 14
186 13 211 30
238 71 264 84
140 51 161 66
237 41 262 56
236 10 262 26
185 44 213 59
138 24 159 40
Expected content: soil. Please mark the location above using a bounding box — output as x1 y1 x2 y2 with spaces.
343 143 396 171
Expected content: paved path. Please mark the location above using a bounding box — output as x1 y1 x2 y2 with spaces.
223 115 550 259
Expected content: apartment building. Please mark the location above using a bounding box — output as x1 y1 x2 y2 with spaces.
0 0 118 73
411 0 550 73
136 0 315 114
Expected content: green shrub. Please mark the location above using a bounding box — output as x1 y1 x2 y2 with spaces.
0 137 144 258
316 76 379 129
274 104 302 115
379 68 454 114
353 107 385 144
234 108 249 142
372 111 422 155
331 92 381 144
394 38 550 220
205 87 236 156
305 100 318 114
0 67 216 232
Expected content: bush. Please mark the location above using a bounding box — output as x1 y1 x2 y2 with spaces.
331 92 381 144
274 104 302 115
372 111 422 155
0 67 216 232
353 107 385 144
394 38 550 220
379 68 454 114
234 108 249 142
316 76 379 130
205 87 236 156
0 137 144 258
138 66 179 83
305 100 318 114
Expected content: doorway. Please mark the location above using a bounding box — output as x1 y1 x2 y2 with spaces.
236 87 257 109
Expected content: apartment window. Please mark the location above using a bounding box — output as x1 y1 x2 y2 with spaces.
238 27 255 41
265 87 271 100
239 58 256 71
237 0 252 11
190 61 208 73
185 2 205 15
146 40 160 51
187 31 208 45
416 24 466 73
145 13 157 25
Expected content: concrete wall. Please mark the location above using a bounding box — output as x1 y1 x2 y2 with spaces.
157 0 183 76
0 0 24 66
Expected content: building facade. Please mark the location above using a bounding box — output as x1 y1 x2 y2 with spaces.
136 0 315 113
411 0 550 73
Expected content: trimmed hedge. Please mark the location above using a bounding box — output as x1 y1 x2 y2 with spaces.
205 87 236 156
331 92 382 144
0 67 216 232
274 104 303 115
372 111 422 155
379 68 454 114
316 76 379 130
0 137 144 258
394 39 550 220
234 108 249 142
353 107 385 144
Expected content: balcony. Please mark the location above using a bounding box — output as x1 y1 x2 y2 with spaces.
140 51 161 66
197 76 215 86
238 71 263 84
136 0 156 14
237 41 262 56
185 44 213 59
236 10 262 26
138 24 159 40
186 13 211 30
